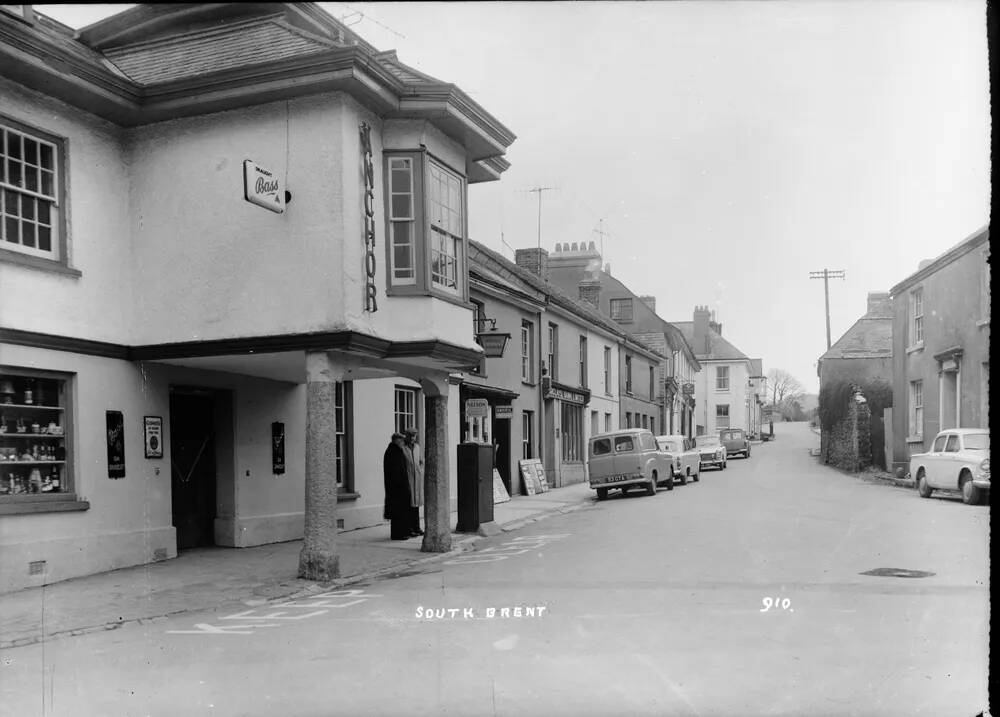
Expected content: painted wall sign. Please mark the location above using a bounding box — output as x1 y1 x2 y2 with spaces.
106 410 125 479
360 122 378 312
243 160 284 213
682 382 695 396
144 416 163 459
465 398 489 418
271 421 285 475
493 405 513 419
543 385 587 405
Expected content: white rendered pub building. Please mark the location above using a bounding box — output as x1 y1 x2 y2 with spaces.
0 4 515 592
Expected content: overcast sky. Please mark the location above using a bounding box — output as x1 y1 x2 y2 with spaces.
38 2 990 393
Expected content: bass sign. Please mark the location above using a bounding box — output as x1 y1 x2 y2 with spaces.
243 159 285 214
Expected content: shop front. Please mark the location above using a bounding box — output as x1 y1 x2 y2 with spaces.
459 383 518 495
541 378 591 488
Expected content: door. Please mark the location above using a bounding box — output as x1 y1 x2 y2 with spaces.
493 408 511 494
170 392 217 549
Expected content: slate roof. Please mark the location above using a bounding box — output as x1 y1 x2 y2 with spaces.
671 322 751 362
104 17 336 85
819 317 892 360
470 242 664 360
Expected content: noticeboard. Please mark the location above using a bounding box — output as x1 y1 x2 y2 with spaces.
493 468 511 504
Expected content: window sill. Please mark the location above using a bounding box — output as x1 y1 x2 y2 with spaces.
521 380 537 387
337 491 360 502
0 495 90 515
906 343 924 355
905 435 923 444
386 284 472 310
0 249 82 278
977 319 989 328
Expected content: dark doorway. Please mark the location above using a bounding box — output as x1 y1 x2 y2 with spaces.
870 413 886 470
170 391 217 549
493 408 512 494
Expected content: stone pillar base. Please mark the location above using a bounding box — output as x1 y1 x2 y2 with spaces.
298 548 340 582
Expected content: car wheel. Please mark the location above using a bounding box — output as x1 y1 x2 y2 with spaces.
722 460 727 470
679 471 687 486
666 475 674 491
646 472 657 496
960 472 983 505
596 488 608 501
916 470 932 498
693 469 700 482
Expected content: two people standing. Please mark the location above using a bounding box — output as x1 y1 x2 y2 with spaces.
382 427 423 540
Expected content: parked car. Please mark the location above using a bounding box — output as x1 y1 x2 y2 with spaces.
588 429 673 500
720 428 751 458
655 434 701 485
911 428 990 505
696 434 727 471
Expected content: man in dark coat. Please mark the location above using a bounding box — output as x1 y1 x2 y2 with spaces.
383 433 413 540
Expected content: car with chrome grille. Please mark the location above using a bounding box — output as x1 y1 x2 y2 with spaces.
911 428 990 505
696 434 727 471
655 434 701 485
588 429 673 500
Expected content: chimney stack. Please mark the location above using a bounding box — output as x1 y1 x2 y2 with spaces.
638 295 656 314
693 305 712 355
515 247 549 280
865 291 892 318
579 279 601 308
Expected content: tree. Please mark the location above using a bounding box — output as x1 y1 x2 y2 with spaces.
766 369 805 419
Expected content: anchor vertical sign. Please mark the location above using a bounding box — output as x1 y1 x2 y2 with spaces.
360 122 378 312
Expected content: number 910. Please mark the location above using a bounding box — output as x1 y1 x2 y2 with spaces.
760 597 791 612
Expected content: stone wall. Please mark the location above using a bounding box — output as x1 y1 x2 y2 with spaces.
822 389 873 472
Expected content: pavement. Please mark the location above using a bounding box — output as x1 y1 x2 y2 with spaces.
0 480 595 649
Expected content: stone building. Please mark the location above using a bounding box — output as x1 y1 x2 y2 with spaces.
888 227 990 474
0 4 514 591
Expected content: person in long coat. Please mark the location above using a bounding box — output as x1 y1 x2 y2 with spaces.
383 433 413 540
404 428 424 536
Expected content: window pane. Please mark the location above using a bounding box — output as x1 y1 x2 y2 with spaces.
4 216 18 243
3 189 18 216
38 143 53 170
21 196 34 221
391 165 412 192
37 225 51 251
7 134 21 160
36 200 50 225
7 160 22 187
24 138 37 166
391 193 411 218
20 220 36 247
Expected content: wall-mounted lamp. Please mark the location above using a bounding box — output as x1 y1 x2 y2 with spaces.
474 316 511 358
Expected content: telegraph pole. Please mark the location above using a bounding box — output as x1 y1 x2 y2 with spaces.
526 186 556 249
809 269 846 349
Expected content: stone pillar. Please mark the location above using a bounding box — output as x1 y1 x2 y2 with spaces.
420 380 452 553
298 351 341 581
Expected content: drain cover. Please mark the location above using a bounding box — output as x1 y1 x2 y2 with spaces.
860 568 936 578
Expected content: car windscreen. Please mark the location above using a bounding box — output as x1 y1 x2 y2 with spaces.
699 437 720 447
657 439 682 452
591 438 612 456
964 434 990 451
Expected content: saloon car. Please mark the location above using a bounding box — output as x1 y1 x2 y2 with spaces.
720 428 751 458
588 429 673 500
911 428 990 505
655 434 701 485
696 434 727 471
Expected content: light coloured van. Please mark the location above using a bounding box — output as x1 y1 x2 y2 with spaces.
588 429 673 500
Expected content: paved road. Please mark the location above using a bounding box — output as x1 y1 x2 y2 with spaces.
1 423 989 716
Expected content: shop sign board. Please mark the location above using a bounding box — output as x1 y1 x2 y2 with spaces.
493 405 513 419
682 382 695 396
466 398 489 418
543 385 587 405
518 459 550 495
143 416 163 459
243 159 284 213
106 410 125 479
492 468 511 504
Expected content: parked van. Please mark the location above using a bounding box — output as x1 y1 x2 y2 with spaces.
587 429 673 500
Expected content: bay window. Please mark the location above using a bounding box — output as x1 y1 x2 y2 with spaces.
384 151 467 300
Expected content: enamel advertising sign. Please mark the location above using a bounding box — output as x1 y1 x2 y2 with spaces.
243 160 284 213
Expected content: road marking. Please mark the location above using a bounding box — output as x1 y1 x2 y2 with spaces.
444 534 571 565
167 590 382 636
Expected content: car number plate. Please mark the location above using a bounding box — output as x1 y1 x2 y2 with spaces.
604 474 629 483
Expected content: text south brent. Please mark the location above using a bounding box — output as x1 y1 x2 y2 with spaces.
415 605 548 620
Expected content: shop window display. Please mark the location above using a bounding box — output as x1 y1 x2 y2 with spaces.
0 369 71 497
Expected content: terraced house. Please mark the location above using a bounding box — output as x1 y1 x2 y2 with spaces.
0 3 515 591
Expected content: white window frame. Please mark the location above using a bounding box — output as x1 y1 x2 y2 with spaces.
1 117 65 265
548 323 559 380
610 298 633 322
716 404 730 429
386 156 417 285
909 288 924 347
522 410 534 459
427 160 463 294
604 412 612 432
716 365 730 391
603 346 612 395
521 321 533 383
394 386 418 435
625 355 633 394
908 380 923 438
579 335 587 388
